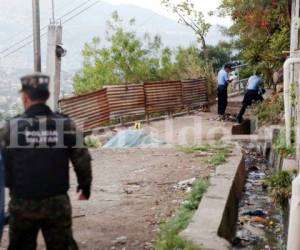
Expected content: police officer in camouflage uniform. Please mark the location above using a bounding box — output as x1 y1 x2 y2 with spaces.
1 73 92 250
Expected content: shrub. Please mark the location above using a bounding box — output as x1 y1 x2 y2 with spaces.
253 93 284 126
274 129 296 159
264 170 298 206
84 135 102 148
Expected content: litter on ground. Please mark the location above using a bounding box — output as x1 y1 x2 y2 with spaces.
232 145 285 250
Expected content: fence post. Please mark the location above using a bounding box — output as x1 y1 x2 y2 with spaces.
180 79 186 112
143 82 150 124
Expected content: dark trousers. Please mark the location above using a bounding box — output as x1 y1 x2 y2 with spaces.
8 194 78 250
218 85 228 115
237 90 264 123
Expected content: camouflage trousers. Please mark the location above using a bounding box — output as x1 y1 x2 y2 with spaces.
8 194 78 250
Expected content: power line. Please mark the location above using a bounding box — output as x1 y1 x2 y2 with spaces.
0 0 96 56
58 0 95 23
0 0 81 46
1 32 48 59
0 0 100 60
0 30 45 55
62 1 100 25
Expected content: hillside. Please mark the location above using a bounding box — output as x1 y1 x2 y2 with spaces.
0 1 226 71
0 1 227 111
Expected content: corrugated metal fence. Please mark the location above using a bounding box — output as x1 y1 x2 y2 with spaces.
59 89 109 129
59 78 208 130
106 84 145 120
144 80 183 113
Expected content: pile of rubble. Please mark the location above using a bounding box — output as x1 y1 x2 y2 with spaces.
233 146 285 250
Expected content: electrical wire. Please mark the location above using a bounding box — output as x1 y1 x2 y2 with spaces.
0 0 81 46
0 0 100 59
57 0 95 23
0 0 97 56
1 33 48 59
62 1 100 25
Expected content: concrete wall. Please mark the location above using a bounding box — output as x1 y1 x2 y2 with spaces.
181 147 246 249
181 126 283 249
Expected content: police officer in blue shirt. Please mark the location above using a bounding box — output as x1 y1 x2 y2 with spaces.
237 72 265 123
217 63 233 117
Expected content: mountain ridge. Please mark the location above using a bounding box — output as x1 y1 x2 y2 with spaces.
0 2 226 71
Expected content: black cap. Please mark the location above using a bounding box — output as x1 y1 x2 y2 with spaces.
224 63 233 70
21 73 50 92
255 69 262 75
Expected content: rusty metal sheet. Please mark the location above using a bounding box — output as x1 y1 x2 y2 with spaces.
182 78 208 108
144 80 183 113
106 84 145 119
59 89 109 130
58 78 209 131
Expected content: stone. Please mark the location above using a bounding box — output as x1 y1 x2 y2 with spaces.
112 236 128 245
173 178 196 191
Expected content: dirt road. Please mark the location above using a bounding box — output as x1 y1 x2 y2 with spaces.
1 113 234 250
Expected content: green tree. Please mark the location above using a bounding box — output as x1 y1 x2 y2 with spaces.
200 42 236 71
74 12 164 94
218 0 290 89
161 0 211 60
175 46 203 79
173 46 217 98
160 47 178 80
74 12 220 96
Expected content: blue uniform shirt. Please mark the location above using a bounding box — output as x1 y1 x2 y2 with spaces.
247 75 263 90
218 69 229 86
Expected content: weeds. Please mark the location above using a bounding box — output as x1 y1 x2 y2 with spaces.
155 142 231 249
84 135 102 148
155 179 209 250
178 145 209 154
264 170 298 206
179 141 233 167
207 151 227 166
274 129 296 159
253 93 284 126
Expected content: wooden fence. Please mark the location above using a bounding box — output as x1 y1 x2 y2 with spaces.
59 78 208 130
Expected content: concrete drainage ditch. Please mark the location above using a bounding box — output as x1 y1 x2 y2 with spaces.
232 144 286 250
181 121 289 250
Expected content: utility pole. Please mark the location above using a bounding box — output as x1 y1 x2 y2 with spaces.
46 24 65 111
32 0 41 72
287 1 300 250
291 0 300 55
51 0 55 22
292 0 300 165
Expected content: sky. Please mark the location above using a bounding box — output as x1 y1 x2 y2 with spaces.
105 0 231 25
0 0 231 70
0 0 229 25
